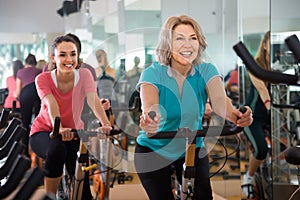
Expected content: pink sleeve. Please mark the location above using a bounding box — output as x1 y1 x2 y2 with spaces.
35 72 53 100
80 68 97 93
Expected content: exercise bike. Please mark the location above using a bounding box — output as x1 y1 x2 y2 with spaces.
234 33 300 200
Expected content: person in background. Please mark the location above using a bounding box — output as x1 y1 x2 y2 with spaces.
241 31 271 199
127 56 144 93
127 56 143 77
225 63 239 93
36 59 47 70
134 15 253 200
14 53 42 156
29 35 112 198
95 49 116 81
3 60 24 110
225 64 239 107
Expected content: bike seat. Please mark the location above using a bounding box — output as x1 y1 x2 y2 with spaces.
284 146 300 165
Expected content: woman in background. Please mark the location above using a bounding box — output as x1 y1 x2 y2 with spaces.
4 60 24 110
241 31 271 199
15 53 42 156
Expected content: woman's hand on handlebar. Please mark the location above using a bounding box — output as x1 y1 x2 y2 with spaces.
60 128 76 141
233 106 253 127
97 124 113 135
101 98 111 110
140 111 160 133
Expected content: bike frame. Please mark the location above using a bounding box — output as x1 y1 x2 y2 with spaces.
233 33 300 200
147 109 246 199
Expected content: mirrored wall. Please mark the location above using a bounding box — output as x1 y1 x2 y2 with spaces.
2 0 300 199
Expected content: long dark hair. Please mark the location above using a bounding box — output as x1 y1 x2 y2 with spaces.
12 60 24 78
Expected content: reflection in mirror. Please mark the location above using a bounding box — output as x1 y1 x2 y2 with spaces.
237 0 271 199
270 0 300 199
0 0 272 198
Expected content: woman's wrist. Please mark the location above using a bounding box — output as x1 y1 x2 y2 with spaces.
264 99 271 108
264 99 270 105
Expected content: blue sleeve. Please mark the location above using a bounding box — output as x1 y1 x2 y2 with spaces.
136 63 160 91
196 62 220 83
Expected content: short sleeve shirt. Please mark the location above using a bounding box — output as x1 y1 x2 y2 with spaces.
30 68 96 135
16 66 42 89
136 61 220 160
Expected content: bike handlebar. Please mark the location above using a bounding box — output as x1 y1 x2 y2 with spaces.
49 116 123 140
146 124 244 139
146 107 247 139
285 34 300 63
233 41 300 85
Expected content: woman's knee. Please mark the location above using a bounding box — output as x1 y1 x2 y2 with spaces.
45 140 67 178
255 143 269 160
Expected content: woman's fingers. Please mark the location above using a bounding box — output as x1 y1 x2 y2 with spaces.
60 129 74 141
236 106 253 127
139 112 160 133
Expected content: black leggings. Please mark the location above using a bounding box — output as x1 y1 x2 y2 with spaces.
244 120 268 160
19 83 41 156
134 143 213 200
29 132 79 178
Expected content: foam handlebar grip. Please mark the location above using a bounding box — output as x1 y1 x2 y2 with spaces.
49 117 60 140
148 111 156 120
239 106 247 114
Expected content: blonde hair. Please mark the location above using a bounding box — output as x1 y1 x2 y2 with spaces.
255 31 270 71
156 15 207 66
254 31 270 85
95 49 109 67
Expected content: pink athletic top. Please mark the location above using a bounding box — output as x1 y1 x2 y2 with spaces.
30 68 96 136
4 76 21 108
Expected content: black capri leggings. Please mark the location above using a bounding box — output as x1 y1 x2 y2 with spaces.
244 120 268 160
134 143 213 200
29 132 80 178
19 82 41 156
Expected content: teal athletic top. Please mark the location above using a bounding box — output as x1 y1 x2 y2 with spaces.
136 61 220 160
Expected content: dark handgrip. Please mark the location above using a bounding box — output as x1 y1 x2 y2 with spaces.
12 100 16 113
49 117 60 140
0 108 10 129
148 111 156 120
233 41 299 85
239 106 247 114
284 146 300 165
285 34 300 63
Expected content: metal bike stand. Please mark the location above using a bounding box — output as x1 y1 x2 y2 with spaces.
103 137 113 200
181 128 196 200
72 140 88 200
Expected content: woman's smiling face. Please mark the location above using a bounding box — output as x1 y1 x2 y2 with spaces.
52 41 78 72
171 24 199 66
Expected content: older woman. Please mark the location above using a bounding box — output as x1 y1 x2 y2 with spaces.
134 15 253 200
